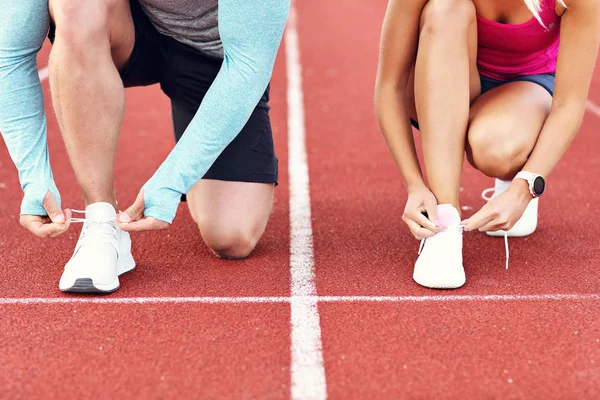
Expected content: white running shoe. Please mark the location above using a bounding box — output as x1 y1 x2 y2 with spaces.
413 204 466 289
59 202 136 293
483 179 538 238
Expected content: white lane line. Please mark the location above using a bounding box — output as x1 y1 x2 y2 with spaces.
1 293 599 305
318 293 600 302
0 296 290 305
38 66 49 82
286 1 327 399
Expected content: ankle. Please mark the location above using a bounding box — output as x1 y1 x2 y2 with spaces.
84 198 118 212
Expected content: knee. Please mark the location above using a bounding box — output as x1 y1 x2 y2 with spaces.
201 224 261 260
467 128 529 179
421 0 475 34
51 0 111 46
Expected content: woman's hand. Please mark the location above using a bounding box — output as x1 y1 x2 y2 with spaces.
402 184 443 240
462 180 532 232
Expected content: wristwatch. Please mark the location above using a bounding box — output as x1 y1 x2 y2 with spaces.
514 171 546 198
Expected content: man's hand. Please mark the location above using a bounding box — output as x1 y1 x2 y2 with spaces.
117 191 170 232
462 180 532 232
20 191 72 238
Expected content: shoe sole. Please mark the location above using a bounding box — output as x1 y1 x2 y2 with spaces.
413 277 466 290
487 229 536 238
413 269 466 290
60 255 136 294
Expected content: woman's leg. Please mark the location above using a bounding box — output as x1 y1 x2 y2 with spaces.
412 0 480 211
466 82 552 179
415 0 480 210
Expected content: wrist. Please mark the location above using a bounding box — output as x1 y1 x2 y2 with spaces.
514 170 546 198
509 178 534 200
407 180 427 193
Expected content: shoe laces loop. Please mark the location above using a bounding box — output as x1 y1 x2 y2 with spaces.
481 187 496 201
70 209 118 244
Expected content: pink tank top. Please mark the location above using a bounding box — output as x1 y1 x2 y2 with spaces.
476 0 561 81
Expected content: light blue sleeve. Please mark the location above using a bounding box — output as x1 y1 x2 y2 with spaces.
141 0 290 223
0 0 60 216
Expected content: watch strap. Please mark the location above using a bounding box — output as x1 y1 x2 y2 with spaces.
514 171 542 198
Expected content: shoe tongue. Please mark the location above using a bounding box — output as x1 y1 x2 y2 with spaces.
437 204 461 226
85 202 116 222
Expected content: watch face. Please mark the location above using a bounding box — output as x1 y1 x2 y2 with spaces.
533 176 545 196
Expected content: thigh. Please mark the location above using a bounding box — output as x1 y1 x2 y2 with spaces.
117 0 163 87
187 179 274 238
170 77 278 185
49 0 162 87
466 80 552 165
407 4 481 126
49 0 134 68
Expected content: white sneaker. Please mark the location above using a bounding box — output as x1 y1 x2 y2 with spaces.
59 202 136 293
413 204 466 289
483 179 538 237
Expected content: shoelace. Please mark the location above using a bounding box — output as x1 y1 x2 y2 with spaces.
481 188 510 270
70 209 118 244
418 222 510 270
481 187 496 202
418 224 464 254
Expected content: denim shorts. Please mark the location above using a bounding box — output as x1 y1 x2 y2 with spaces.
410 72 555 130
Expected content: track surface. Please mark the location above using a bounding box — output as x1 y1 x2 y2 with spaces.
1 1 600 399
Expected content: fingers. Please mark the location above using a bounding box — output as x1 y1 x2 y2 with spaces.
423 197 439 226
43 191 65 224
461 205 496 232
119 217 169 232
20 202 72 238
119 191 145 224
49 209 72 237
478 213 514 232
20 215 70 238
404 217 436 240
412 211 438 233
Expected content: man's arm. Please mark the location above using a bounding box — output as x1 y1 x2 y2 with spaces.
139 0 290 224
0 0 61 216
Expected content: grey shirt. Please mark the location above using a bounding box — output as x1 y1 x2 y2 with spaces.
139 0 223 58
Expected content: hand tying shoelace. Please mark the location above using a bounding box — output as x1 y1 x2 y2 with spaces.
70 209 119 245
418 224 464 256
418 222 509 270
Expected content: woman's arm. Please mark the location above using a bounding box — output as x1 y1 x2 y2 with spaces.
0 0 61 216
375 0 445 238
522 0 600 177
138 0 289 224
462 0 600 232
375 0 428 189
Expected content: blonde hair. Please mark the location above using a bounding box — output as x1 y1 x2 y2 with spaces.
523 0 567 26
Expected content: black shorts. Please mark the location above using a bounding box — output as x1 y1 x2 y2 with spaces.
410 72 555 130
50 0 278 188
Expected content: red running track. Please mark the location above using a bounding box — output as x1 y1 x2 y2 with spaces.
1 1 600 398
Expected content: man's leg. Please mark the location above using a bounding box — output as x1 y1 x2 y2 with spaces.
49 0 141 293
188 181 273 259
48 0 134 208
169 75 277 259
